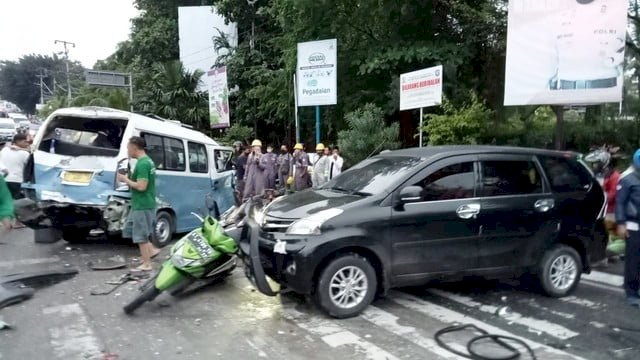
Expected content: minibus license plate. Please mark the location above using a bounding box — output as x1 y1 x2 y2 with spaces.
62 171 93 184
187 232 214 258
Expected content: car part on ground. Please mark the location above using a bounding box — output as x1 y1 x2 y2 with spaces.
0 267 78 309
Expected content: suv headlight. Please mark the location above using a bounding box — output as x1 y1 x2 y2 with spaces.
286 208 343 236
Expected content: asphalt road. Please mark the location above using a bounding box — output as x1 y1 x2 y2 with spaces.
0 229 639 360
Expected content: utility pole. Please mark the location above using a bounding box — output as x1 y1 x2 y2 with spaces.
54 40 75 105
35 69 47 105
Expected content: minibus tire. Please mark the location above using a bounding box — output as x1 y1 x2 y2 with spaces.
152 211 174 248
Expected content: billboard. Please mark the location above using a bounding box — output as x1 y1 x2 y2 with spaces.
178 6 237 90
504 0 627 106
207 67 230 129
400 65 443 111
296 39 337 106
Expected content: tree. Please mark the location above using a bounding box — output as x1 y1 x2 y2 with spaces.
0 54 84 113
337 104 400 165
137 60 209 129
424 93 493 145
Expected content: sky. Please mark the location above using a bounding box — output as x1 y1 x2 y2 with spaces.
0 0 139 68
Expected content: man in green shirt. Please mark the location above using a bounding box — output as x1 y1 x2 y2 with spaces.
0 174 14 234
117 136 159 271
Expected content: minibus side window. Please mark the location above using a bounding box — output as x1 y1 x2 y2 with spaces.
214 150 233 172
188 142 208 173
141 133 185 172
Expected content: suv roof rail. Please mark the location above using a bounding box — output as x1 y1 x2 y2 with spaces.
143 113 194 129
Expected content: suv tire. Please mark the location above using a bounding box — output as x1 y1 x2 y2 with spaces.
538 244 582 297
314 254 377 319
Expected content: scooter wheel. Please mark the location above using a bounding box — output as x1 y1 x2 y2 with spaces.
123 286 161 315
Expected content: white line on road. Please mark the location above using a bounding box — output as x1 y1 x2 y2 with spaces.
42 303 103 360
558 295 606 310
281 307 400 360
390 290 587 360
429 289 580 340
0 256 60 268
582 271 624 287
361 306 463 359
582 279 624 294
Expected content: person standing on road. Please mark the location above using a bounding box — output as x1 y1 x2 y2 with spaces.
243 140 267 201
235 145 250 202
329 146 344 180
117 136 160 272
277 144 292 192
615 149 640 307
311 143 330 188
263 145 278 191
0 133 30 200
292 143 311 191
0 173 14 233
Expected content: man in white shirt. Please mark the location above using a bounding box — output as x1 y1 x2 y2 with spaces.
0 133 30 199
329 146 344 180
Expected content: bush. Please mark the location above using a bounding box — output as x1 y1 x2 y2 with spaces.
337 104 400 165
216 124 254 146
423 93 492 145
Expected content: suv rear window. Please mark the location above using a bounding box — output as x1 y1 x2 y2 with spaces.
538 155 591 192
481 160 542 197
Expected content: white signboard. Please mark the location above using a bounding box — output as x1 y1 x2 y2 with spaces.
207 67 230 129
400 65 443 111
296 39 337 106
504 0 627 106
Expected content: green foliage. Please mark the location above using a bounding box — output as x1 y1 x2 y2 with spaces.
424 94 493 145
136 60 208 129
0 54 84 113
215 123 254 146
38 87 130 119
337 104 400 165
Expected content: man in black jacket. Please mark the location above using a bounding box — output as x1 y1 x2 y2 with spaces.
615 149 640 307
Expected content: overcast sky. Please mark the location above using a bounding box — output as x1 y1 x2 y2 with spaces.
0 0 138 68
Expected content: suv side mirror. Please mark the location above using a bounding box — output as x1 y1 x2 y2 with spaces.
399 186 423 203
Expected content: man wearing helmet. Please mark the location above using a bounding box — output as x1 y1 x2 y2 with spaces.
243 139 267 201
615 149 640 307
311 143 330 188
292 143 311 191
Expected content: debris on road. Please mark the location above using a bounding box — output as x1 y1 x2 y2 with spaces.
90 272 148 296
0 267 78 309
87 255 127 271
0 316 13 330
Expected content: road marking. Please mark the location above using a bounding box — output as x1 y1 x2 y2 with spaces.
429 289 579 340
282 307 400 360
582 271 624 287
361 306 462 359
558 295 605 310
0 256 60 268
42 303 103 360
582 279 624 294
390 291 587 360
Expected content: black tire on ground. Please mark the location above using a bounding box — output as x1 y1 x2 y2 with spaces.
151 211 174 248
61 227 91 243
537 244 583 298
123 286 161 315
314 254 377 319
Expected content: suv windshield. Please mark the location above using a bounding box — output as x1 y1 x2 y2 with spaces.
323 156 424 195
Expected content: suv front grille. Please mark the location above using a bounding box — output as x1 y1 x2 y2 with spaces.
262 217 295 233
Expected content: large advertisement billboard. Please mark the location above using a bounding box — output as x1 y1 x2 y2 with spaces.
207 67 230 129
399 65 443 111
504 0 627 106
296 39 337 106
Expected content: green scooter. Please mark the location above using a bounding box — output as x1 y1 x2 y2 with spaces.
123 201 242 314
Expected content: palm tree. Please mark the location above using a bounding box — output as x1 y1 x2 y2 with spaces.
137 60 208 129
212 28 235 67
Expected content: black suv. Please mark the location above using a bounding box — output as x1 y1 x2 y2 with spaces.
238 146 607 318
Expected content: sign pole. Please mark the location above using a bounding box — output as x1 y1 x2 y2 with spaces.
294 73 300 143
419 107 423 147
129 73 134 112
315 105 321 144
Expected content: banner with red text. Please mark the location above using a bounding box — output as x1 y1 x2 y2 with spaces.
400 65 443 111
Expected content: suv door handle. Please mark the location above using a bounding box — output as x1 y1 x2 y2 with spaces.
534 199 555 213
456 203 481 219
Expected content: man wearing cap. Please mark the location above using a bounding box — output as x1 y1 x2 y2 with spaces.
243 139 267 200
292 143 311 191
311 143 330 188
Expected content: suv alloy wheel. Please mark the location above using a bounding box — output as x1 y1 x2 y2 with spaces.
538 244 582 297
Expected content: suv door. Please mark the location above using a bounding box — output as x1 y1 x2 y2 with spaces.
476 154 558 270
390 156 481 278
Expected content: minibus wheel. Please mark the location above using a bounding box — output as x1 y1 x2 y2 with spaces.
152 211 174 248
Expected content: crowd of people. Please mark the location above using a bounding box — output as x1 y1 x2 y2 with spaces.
232 140 343 201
